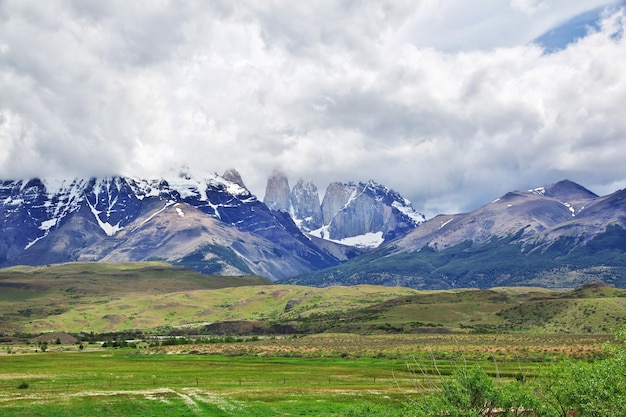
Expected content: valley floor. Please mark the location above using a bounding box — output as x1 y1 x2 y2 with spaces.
0 332 617 416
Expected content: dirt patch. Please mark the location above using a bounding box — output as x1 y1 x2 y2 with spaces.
152 303 182 310
271 290 291 300
31 332 78 344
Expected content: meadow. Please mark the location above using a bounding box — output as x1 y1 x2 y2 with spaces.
0 332 617 416
1 263 625 415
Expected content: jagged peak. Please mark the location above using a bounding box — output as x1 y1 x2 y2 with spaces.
293 178 316 189
263 169 291 212
222 168 247 189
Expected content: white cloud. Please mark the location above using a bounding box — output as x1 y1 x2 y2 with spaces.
0 0 624 218
510 0 547 16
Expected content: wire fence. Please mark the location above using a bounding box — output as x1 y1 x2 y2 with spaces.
0 374 441 392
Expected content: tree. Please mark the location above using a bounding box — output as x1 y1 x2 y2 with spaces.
538 326 626 416
408 366 542 417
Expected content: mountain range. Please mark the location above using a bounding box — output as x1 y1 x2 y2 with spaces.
0 170 417 281
283 179 626 289
1 172 626 289
262 170 425 247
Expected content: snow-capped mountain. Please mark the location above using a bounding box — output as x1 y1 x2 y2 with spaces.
291 179 324 232
394 179 599 252
263 172 425 248
0 170 348 280
312 180 425 247
283 180 626 289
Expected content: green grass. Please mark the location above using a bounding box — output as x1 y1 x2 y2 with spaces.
0 262 419 333
0 329 615 417
3 262 626 335
286 284 626 334
0 262 271 333
0 351 416 416
22 283 418 333
0 343 570 417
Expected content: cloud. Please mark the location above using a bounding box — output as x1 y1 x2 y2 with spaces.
0 0 625 218
510 0 547 16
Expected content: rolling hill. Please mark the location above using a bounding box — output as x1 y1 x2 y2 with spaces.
1 263 625 336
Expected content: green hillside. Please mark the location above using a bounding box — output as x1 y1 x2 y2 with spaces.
1 263 625 336
292 282 626 334
0 262 270 333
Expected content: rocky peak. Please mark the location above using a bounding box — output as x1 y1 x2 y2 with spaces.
260 172 424 248
263 170 291 212
319 180 424 243
321 182 357 226
532 179 597 201
291 179 323 231
527 179 598 216
222 168 247 189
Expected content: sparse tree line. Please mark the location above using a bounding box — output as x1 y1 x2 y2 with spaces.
2 330 264 351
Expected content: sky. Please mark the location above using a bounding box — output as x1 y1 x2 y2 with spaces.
1 0 625 218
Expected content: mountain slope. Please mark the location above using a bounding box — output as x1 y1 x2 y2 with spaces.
283 180 626 289
0 172 346 280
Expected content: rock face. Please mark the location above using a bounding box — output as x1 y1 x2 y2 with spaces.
317 180 425 245
263 170 291 212
0 173 346 280
263 173 425 248
222 168 247 189
290 179 323 231
321 182 357 227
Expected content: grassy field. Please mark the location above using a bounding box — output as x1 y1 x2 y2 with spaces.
0 332 612 417
0 350 448 416
1 262 623 415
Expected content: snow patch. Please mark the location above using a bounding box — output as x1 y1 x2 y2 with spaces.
309 226 384 248
24 235 46 250
392 201 425 224
563 202 576 217
39 218 57 231
439 218 453 229
133 201 176 230
85 195 123 236
175 206 185 217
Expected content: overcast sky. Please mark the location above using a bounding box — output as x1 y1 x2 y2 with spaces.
1 0 625 217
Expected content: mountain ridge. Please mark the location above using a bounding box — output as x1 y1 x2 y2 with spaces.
282 179 626 289
3 174 626 289
0 172 351 280
263 171 425 248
